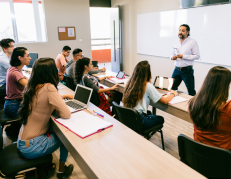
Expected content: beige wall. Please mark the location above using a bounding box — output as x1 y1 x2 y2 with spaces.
112 0 231 94
17 0 92 61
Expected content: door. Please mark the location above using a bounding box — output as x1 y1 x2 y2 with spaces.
110 6 122 72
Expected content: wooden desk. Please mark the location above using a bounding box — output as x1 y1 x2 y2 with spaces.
92 71 193 123
51 83 205 179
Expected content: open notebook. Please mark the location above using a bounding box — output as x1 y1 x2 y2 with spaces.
54 111 113 139
168 96 188 105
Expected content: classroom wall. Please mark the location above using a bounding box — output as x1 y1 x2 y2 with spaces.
17 0 92 61
112 0 231 96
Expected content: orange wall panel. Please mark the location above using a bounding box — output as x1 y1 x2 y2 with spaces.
92 49 111 63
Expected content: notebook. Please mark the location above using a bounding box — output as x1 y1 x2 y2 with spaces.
55 111 113 138
168 96 188 105
153 76 174 95
65 84 93 113
109 78 129 84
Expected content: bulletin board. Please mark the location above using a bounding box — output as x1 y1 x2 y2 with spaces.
58 27 76 40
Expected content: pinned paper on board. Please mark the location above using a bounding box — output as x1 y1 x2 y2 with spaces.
68 28 75 37
58 27 76 40
59 27 65 32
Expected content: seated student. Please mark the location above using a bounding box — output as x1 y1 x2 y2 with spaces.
188 66 231 150
4 47 30 136
0 38 15 97
55 46 71 81
73 57 119 115
17 58 74 179
122 61 178 130
65 48 106 91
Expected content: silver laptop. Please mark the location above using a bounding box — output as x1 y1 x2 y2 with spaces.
65 84 93 113
153 76 174 96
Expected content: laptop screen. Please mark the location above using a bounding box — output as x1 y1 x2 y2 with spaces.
27 53 38 67
154 76 174 91
74 85 92 105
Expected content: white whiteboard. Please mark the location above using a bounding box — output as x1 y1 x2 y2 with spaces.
137 4 231 66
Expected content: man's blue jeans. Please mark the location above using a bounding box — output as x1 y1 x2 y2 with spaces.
171 66 196 96
17 130 68 163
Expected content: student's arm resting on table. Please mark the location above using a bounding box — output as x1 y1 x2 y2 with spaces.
148 83 178 104
84 75 118 93
47 84 71 119
159 91 178 104
88 69 103 75
97 84 118 93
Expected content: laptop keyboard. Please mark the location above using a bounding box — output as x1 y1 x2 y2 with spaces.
65 101 84 110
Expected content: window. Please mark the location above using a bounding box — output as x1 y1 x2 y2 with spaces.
0 0 47 43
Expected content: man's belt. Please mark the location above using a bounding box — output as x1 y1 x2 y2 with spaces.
176 66 192 71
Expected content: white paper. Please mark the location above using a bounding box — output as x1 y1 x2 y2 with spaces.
59 27 65 32
168 96 188 105
55 111 112 138
109 78 129 84
68 28 75 37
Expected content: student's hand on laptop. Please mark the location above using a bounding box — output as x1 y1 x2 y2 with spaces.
110 84 119 90
102 67 106 72
61 94 73 99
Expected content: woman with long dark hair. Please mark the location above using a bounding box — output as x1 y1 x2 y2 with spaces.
17 58 74 179
189 66 231 149
73 57 118 115
122 61 178 130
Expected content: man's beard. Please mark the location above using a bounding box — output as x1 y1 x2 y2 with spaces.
178 34 185 39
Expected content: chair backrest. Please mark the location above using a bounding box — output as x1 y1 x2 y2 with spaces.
92 61 98 67
80 79 100 106
178 134 231 179
112 102 143 132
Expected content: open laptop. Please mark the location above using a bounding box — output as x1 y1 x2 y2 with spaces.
65 84 93 113
153 76 174 95
27 53 38 67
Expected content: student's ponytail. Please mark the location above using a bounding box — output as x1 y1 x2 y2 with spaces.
73 57 90 84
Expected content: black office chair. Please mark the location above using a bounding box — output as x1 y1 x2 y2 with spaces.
0 143 52 178
92 61 98 68
178 134 231 179
112 102 165 150
80 80 100 106
0 110 18 150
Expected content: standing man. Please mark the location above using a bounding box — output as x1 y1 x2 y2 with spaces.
171 24 200 96
0 38 15 97
65 48 106 90
55 46 71 81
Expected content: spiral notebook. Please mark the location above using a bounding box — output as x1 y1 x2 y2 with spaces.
54 111 113 139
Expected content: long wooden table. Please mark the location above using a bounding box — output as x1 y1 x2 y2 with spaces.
92 71 193 123
51 83 205 179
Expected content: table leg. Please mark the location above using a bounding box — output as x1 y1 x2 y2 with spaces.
152 106 156 115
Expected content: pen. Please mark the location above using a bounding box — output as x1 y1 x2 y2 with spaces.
93 110 104 118
86 109 92 114
104 63 105 68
